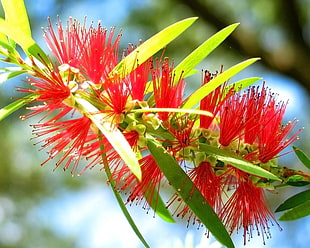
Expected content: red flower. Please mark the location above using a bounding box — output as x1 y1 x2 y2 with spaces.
173 161 224 227
218 91 249 146
128 59 152 101
219 169 281 245
164 114 197 156
44 17 121 84
200 70 232 129
32 116 94 174
152 58 185 121
257 99 301 163
18 65 73 121
117 155 164 212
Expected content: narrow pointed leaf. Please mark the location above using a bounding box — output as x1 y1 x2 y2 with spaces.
278 200 310 221
276 189 310 212
199 143 280 181
0 67 26 83
0 0 48 62
174 23 239 83
1 0 32 37
182 58 260 109
147 138 234 248
102 153 150 248
111 17 198 78
293 146 310 169
0 93 38 122
75 97 141 180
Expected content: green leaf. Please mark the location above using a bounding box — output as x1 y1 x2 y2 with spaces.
0 67 26 83
293 146 310 169
131 107 212 117
182 58 260 109
0 93 38 122
1 0 32 38
276 189 310 212
0 0 49 62
75 97 142 180
147 138 235 248
199 143 280 181
101 148 150 248
174 23 239 83
111 17 198 78
278 200 310 221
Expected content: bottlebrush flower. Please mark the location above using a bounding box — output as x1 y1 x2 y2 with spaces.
152 57 185 121
117 154 164 212
17 64 73 121
200 70 232 129
172 161 224 227
32 116 94 174
219 169 281 245
44 17 121 84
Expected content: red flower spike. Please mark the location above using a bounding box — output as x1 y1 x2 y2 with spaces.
164 115 197 156
117 155 164 213
152 58 185 121
44 17 83 68
44 17 121 84
220 171 281 245
98 78 131 124
173 161 224 227
17 65 73 121
81 25 121 84
258 99 301 163
32 116 94 174
200 70 232 129
242 85 268 145
219 91 248 146
128 59 152 101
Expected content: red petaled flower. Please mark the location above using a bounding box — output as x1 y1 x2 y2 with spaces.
220 169 281 245
152 58 185 121
200 70 232 129
32 116 94 174
17 65 73 121
97 77 131 124
44 17 121 84
116 154 164 212
173 161 224 227
218 91 249 146
164 114 197 156
44 17 85 68
128 59 152 101
257 100 301 163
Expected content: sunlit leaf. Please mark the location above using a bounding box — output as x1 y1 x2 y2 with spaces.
75 97 141 180
0 93 38 122
131 107 212 117
293 145 310 169
173 23 240 83
0 67 26 83
147 138 235 248
0 0 49 62
278 200 310 221
276 189 310 212
182 58 260 109
111 17 198 78
199 143 280 181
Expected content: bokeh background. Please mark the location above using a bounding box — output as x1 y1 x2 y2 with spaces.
1 0 310 247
